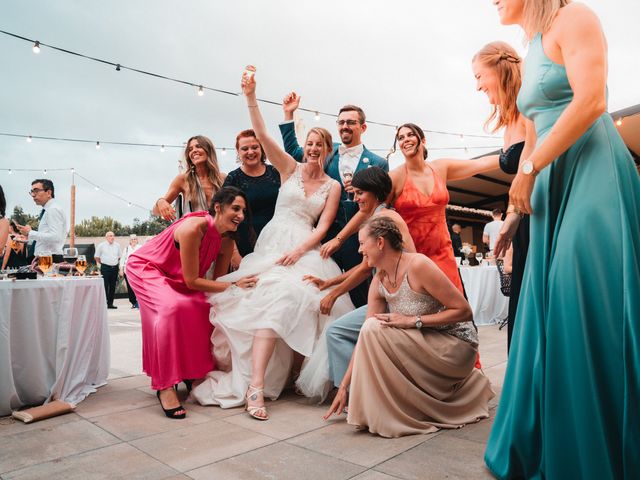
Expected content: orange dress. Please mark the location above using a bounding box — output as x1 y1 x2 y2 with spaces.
394 164 463 293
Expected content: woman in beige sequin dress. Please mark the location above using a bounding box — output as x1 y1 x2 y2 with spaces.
343 217 494 437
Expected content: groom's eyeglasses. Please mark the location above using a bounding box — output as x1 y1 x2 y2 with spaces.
336 120 360 126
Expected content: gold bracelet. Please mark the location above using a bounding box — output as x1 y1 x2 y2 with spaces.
506 204 524 217
247 104 259 108
335 235 343 245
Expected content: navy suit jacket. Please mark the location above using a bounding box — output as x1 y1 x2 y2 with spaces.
278 121 388 233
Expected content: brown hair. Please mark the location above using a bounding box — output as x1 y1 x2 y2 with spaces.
473 41 522 133
387 123 429 161
522 0 569 40
338 105 366 124
183 135 224 209
306 127 334 168
363 216 404 251
235 129 266 163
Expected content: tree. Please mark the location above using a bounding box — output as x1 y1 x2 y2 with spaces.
11 205 39 229
74 214 170 237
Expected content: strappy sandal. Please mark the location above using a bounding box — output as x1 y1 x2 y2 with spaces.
245 385 269 421
156 389 186 419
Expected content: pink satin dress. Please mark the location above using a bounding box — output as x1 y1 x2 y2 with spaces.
126 211 221 390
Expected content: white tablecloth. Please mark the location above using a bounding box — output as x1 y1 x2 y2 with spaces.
459 265 509 326
0 277 110 415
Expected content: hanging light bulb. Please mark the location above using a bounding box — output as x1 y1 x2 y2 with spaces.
70 167 75 173
160 145 165 153
221 148 227 155
94 186 100 191
197 85 204 96
314 111 320 121
459 134 464 142
32 41 40 54
43 169 47 174
8 169 12 175
464 147 469 154
26 135 32 143
115 64 121 71
96 141 101 150
616 118 623 126
127 202 132 207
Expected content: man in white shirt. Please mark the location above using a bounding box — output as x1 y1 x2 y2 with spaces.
17 179 68 261
119 234 141 309
95 231 122 309
483 209 504 253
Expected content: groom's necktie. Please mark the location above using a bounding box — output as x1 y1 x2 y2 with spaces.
27 208 46 258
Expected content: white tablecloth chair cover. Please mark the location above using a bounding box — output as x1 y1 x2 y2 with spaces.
459 266 509 326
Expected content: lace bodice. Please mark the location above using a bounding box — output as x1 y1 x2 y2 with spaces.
270 164 335 228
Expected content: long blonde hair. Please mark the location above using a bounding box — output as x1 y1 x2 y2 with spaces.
306 127 333 168
183 135 224 210
473 41 522 133
522 0 570 39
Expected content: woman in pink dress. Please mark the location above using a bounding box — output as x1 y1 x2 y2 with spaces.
127 187 257 419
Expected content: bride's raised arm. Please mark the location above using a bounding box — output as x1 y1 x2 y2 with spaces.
241 66 297 180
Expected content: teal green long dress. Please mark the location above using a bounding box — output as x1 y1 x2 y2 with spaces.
484 33 640 479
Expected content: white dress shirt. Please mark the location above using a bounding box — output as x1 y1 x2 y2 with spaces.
28 198 68 255
119 243 141 273
338 144 364 182
95 241 122 266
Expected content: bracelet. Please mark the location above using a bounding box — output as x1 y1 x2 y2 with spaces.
247 104 259 108
506 204 524 217
335 235 343 245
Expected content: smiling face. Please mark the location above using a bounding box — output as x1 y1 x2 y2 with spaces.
353 188 379 213
105 232 115 244
358 226 382 269
337 110 365 147
215 195 246 233
472 60 501 105
304 131 327 166
187 138 208 167
237 136 263 167
493 0 525 25
396 127 425 159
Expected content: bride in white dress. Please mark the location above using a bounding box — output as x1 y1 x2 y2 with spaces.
192 67 354 419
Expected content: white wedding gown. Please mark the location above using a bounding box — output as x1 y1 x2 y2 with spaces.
192 164 354 408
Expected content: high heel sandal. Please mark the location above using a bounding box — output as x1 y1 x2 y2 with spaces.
245 385 269 421
182 379 193 393
156 389 186 419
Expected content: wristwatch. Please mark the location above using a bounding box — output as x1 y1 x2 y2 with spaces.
415 315 423 329
521 159 539 177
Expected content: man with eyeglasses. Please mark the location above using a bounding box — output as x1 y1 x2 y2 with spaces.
16 179 68 262
279 94 387 307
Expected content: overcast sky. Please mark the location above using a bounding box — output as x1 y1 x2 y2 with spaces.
1 0 638 225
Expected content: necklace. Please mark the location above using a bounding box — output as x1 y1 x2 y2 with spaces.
387 251 403 288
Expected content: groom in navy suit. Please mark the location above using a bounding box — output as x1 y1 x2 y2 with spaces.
279 94 388 307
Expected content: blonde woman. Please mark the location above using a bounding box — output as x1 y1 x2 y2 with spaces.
192 67 354 421
485 1 640 478
153 135 226 221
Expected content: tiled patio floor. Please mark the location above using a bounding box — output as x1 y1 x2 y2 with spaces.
0 298 507 479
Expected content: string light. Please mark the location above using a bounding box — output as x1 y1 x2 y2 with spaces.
115 64 121 72
459 134 464 142
127 202 132 207
0 29 501 140
616 118 623 126
160 144 165 152
43 169 47 174
221 147 227 156
314 111 320 121
94 186 100 191
32 41 40 54
26 135 32 143
8 169 12 174
95 141 101 149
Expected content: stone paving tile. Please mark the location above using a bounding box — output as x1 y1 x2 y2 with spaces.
74 388 158 419
223 400 329 440
3 443 178 480
351 470 405 479
375 434 493 480
187 442 365 480
0 419 119 474
0 412 82 438
90 404 214 441
449 411 495 445
484 361 508 390
95 375 150 394
287 420 432 468
130 419 276 472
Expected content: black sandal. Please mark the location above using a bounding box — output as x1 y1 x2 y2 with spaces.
183 379 193 393
156 389 186 419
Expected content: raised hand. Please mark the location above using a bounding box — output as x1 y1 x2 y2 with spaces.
282 92 301 120
241 65 257 97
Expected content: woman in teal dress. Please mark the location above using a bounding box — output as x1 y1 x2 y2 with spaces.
485 1 640 479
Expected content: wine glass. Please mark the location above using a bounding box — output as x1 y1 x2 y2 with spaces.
37 251 53 277
475 252 483 266
75 255 87 276
63 247 78 263
342 168 354 201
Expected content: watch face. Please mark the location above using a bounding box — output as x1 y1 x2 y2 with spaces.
522 161 534 174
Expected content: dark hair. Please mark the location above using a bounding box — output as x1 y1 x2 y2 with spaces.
0 184 6 218
32 179 55 198
208 186 247 215
492 208 503 217
363 216 404 251
338 104 366 124
387 123 429 161
235 129 266 164
351 167 392 203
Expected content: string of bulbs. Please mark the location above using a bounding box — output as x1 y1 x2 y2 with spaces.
0 29 503 140
1 167 149 212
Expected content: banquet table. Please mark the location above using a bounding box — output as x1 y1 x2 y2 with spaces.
458 265 509 326
0 277 110 416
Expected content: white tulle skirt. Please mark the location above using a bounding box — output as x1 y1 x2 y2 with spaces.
192 220 354 408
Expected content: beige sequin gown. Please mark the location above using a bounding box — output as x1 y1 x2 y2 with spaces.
347 273 495 438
